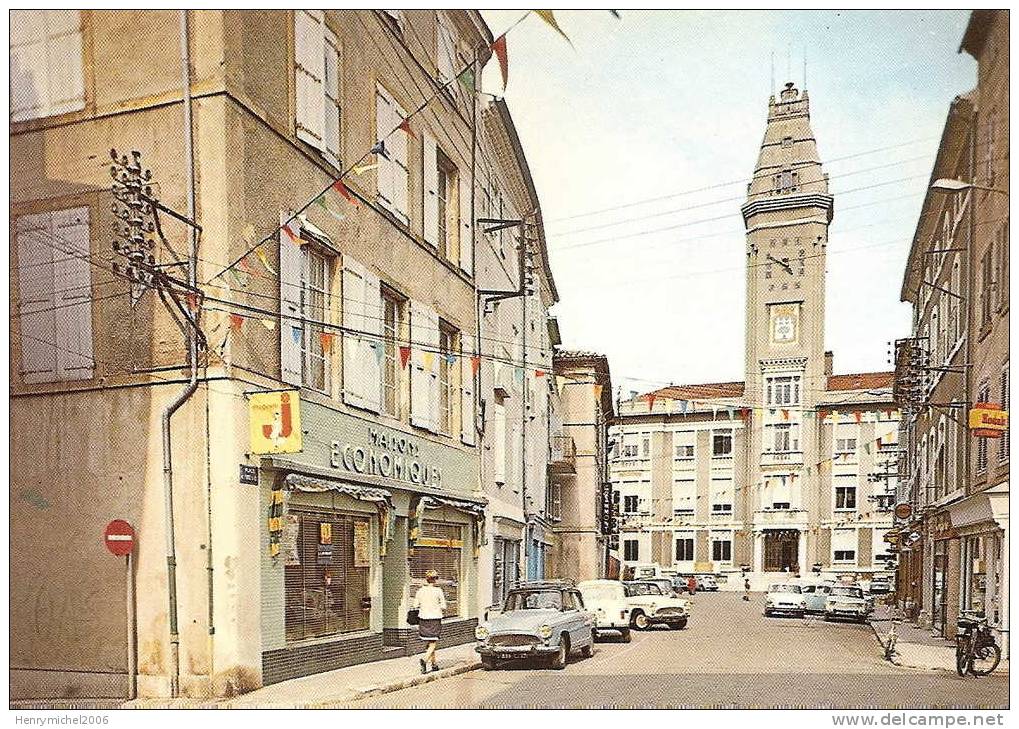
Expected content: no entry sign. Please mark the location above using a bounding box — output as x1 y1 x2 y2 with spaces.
104 519 135 556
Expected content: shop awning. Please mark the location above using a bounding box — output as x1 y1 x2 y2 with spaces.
284 473 391 503
409 493 486 557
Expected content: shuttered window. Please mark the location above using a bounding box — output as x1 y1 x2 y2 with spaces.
284 509 371 641
375 85 410 224
10 10 84 122
15 207 94 383
1000 365 1009 462
410 521 462 617
342 256 382 412
294 10 326 149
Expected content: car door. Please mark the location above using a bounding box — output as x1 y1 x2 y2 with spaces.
571 590 594 644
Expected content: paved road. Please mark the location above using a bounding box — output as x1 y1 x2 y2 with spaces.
349 592 1009 709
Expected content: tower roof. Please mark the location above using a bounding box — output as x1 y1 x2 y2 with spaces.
741 82 833 225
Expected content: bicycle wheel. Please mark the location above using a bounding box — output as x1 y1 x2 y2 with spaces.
970 643 1002 676
956 637 970 676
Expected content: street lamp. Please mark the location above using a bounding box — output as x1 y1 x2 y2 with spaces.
931 178 1009 196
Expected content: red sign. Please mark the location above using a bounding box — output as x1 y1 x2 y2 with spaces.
894 502 913 521
104 519 135 556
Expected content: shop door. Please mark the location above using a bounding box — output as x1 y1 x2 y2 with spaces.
932 542 947 634
410 521 463 616
763 530 799 572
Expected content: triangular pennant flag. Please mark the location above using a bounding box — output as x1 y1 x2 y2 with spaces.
397 117 416 139
353 162 379 176
229 313 244 332
781 409 790 421
457 65 476 94
740 408 750 420
290 325 302 344
370 140 390 160
491 34 508 91
261 319 276 330
255 247 277 275
593 383 603 401
832 411 840 425
514 367 525 384
876 436 883 449
237 255 258 274
320 332 334 353
854 411 862 424
533 10 574 47
316 196 347 223
534 369 545 378
864 442 872 454
819 409 828 421
399 345 411 369
332 179 359 206
471 355 481 376
283 221 301 244
422 351 435 371
445 352 457 366
646 393 656 411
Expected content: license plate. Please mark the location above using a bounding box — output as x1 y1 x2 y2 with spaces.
498 646 533 653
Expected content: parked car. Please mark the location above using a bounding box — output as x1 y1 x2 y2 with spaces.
824 585 871 623
869 575 892 594
647 577 682 597
763 583 806 617
475 581 595 670
622 563 664 581
798 581 833 614
578 580 632 642
696 574 719 591
623 580 691 629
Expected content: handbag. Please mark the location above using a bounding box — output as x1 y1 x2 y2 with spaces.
406 608 420 625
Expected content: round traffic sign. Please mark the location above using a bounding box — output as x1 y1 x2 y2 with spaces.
894 502 912 521
104 519 135 556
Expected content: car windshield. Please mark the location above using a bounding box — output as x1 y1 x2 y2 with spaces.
505 590 563 611
831 587 864 598
769 584 801 593
580 583 623 601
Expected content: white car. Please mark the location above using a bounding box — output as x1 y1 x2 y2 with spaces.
763 583 806 617
623 581 692 630
578 579 633 642
696 575 719 591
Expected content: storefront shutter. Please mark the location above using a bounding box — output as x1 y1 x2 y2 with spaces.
422 132 439 247
409 520 462 616
279 214 303 386
15 211 58 382
294 10 325 148
460 332 476 445
51 207 93 380
458 168 473 275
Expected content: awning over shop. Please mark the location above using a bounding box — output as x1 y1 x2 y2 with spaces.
283 473 396 558
409 493 486 557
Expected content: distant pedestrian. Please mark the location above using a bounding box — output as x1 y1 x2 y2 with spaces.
687 575 697 595
743 577 751 601
413 570 447 673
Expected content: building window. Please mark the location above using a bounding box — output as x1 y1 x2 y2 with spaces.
294 11 342 164
622 444 638 458
767 375 800 405
641 436 651 458
835 437 857 454
623 539 639 562
981 248 994 328
834 549 856 562
623 495 639 514
675 537 694 562
675 444 695 459
711 503 732 515
712 430 733 457
435 149 459 262
15 207 94 383
832 529 856 563
410 520 462 617
375 85 410 224
284 509 372 641
302 248 330 391
10 10 84 122
381 288 404 417
438 321 458 433
772 424 798 452
1000 365 1009 463
835 485 857 511
546 482 562 522
711 537 732 562
976 381 990 473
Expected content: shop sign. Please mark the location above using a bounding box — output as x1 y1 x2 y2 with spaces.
319 522 332 545
894 502 912 521
599 484 614 535
931 511 954 538
353 521 370 568
329 426 441 487
239 464 259 485
317 544 334 564
250 391 303 454
969 403 1008 438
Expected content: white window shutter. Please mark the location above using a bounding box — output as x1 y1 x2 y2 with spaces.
389 97 410 223
423 133 439 247
458 170 473 275
279 214 303 386
16 212 57 382
436 16 456 84
342 256 369 409
375 88 393 208
410 300 430 429
295 10 325 149
43 10 83 117
51 207 93 380
426 307 441 431
460 333 476 445
360 270 382 413
323 30 341 164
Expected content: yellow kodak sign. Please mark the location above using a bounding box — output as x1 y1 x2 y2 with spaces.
249 390 303 454
969 403 1008 438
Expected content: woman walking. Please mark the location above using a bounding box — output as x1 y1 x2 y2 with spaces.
414 569 447 673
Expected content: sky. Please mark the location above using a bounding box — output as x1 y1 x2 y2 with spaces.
479 10 976 397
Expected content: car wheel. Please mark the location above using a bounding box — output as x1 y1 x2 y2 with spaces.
764 609 772 617
481 655 497 671
581 639 594 658
631 611 651 630
550 636 569 670
669 618 688 630
620 628 632 643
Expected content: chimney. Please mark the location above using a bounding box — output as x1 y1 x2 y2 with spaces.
824 351 834 376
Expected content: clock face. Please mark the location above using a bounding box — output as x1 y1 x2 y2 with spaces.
773 315 796 342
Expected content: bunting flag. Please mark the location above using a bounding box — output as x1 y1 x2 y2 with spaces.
332 179 359 206
397 117 416 139
316 196 347 223
370 140 390 160
457 65 476 94
353 162 379 176
726 406 734 420
290 325 302 344
282 222 301 244
864 442 872 455
255 247 277 275
740 408 751 421
237 255 258 274
646 393 656 411
229 313 245 332
446 352 457 366
261 319 276 331
471 355 481 376
185 293 200 313
227 268 247 288
320 332 334 353
422 351 435 371
399 345 411 369
832 411 840 426
534 369 545 378
514 367 525 384
491 34 508 91
533 10 574 47
593 383 603 401
854 411 863 424
781 409 790 421
818 409 829 421
374 343 385 366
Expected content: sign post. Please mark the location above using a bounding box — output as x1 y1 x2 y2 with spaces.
104 520 137 700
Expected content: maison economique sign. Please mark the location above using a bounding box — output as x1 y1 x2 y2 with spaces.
330 425 442 487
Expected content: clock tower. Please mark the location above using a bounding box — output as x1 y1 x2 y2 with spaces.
741 82 834 574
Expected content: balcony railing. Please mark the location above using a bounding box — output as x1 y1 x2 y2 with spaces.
760 450 803 466
753 508 809 526
549 434 576 474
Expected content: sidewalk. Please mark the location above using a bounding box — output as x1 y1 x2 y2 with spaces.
870 603 1010 676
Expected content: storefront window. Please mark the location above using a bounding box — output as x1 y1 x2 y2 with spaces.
410 520 463 617
963 535 988 616
284 510 371 641
932 540 947 634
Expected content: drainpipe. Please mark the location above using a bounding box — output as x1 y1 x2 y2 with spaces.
160 9 199 698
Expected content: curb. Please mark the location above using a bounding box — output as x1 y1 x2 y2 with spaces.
349 660 482 703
